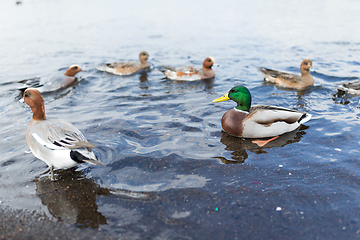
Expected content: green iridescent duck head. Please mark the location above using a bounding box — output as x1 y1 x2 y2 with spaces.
212 85 252 112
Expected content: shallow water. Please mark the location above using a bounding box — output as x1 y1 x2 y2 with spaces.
1 0 360 239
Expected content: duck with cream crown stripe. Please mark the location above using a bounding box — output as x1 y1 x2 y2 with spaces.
96 51 150 76
23 88 103 180
212 85 311 140
160 57 215 81
258 59 314 89
18 64 82 93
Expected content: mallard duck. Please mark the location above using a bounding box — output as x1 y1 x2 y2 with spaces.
18 65 82 93
23 88 104 179
96 51 150 76
258 59 314 89
160 57 215 81
212 85 311 139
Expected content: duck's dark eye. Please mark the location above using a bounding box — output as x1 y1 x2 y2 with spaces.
24 92 30 98
207 59 212 62
73 66 78 70
304 62 308 65
231 89 238 93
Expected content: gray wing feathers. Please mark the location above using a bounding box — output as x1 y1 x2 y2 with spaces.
259 67 300 83
32 120 96 150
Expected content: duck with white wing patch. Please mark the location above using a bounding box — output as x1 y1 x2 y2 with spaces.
213 85 311 146
23 88 103 179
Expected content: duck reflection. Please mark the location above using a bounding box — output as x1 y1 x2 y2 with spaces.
139 72 148 82
35 168 158 229
218 125 309 164
203 78 215 93
332 89 354 105
35 168 109 229
261 82 314 110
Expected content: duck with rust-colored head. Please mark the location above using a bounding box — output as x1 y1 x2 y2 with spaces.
212 85 311 139
23 88 103 179
19 64 82 93
258 59 314 89
160 57 215 81
96 51 150 76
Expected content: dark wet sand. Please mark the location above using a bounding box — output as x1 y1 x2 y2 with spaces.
0 207 115 240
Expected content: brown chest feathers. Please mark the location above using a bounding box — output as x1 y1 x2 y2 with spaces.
221 108 247 137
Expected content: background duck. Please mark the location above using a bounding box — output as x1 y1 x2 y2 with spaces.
96 51 150 76
338 80 360 94
23 88 103 179
160 57 215 81
258 59 314 89
212 85 311 141
18 64 82 93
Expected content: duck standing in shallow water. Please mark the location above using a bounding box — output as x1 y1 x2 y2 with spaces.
19 65 82 93
212 85 311 143
96 51 150 76
160 57 215 81
23 88 103 179
258 59 314 89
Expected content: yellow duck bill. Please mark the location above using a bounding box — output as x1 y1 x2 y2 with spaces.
212 93 230 103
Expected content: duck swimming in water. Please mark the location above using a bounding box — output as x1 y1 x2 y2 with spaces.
96 51 150 76
160 57 215 81
212 85 312 140
258 59 314 89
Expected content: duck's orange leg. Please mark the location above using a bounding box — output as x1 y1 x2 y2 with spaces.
252 136 279 147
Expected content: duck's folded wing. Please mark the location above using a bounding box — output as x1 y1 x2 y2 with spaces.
259 68 300 83
96 61 141 75
30 120 95 151
341 80 360 90
97 61 138 69
17 77 42 91
275 73 301 83
177 66 198 73
160 65 196 73
250 105 308 125
112 61 138 68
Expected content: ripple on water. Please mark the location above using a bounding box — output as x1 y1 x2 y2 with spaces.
1 0 360 239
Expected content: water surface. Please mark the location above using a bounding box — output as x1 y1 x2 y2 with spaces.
1 0 360 239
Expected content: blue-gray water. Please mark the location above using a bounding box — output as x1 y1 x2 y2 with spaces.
1 0 360 239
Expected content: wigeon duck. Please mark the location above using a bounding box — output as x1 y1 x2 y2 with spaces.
23 88 103 179
19 65 82 93
258 59 314 89
212 85 311 143
160 57 215 81
338 80 360 95
96 51 150 76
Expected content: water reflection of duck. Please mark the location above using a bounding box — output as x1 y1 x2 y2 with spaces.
35 168 109 228
160 57 215 81
212 85 311 145
218 126 308 163
96 51 150 76
259 59 314 89
35 168 158 228
139 72 148 82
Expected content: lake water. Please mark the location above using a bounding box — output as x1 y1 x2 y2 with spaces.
1 0 360 239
